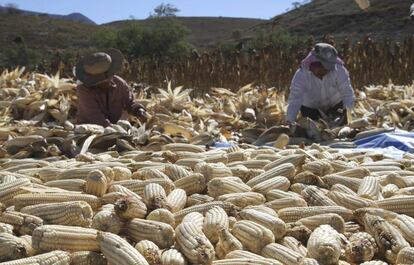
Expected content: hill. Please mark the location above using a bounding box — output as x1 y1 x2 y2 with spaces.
0 5 96 25
251 0 414 40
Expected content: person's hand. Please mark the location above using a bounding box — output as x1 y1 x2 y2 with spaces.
131 103 148 123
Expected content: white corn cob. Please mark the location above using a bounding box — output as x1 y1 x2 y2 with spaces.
135 240 161 265
238 208 286 240
390 214 414 245
92 205 123 234
143 183 169 210
0 222 13 234
114 197 147 220
175 222 215 264
20 201 93 227
112 166 132 181
116 179 174 197
194 162 232 181
302 186 337 206
124 219 175 248
215 228 243 259
218 192 266 208
279 236 307 257
243 205 278 217
232 220 275 254
84 170 108 197
230 166 264 183
357 176 381 200
302 160 334 176
0 211 43 235
327 191 375 210
263 154 306 171
266 189 301 201
330 184 358 196
147 208 175 227
292 171 325 187
203 206 229 244
207 178 251 198
0 233 28 262
173 173 206 195
362 214 409 263
107 184 143 202
182 212 204 230
307 225 345 265
174 201 238 224
375 195 414 217
278 206 353 223
162 143 205 153
44 179 86 192
19 235 36 258
354 207 398 223
97 232 149 265
285 224 311 245
164 164 192 181
382 183 399 198
175 158 204 170
295 213 345 233
212 259 281 265
0 250 71 265
345 232 377 264
334 167 371 178
0 179 31 207
227 151 250 163
133 168 170 181
13 193 101 211
322 175 362 191
246 163 295 186
396 247 414 265
224 250 282 265
166 188 187 213
251 176 290 195
69 251 107 265
32 225 99 252
261 243 304 265
186 193 214 206
160 248 187 265
265 197 307 211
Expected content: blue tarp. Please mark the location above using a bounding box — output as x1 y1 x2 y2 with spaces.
354 129 414 153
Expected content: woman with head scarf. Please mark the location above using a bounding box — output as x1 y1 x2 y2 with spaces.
286 43 355 126
74 49 147 127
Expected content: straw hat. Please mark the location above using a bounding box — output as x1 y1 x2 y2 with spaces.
75 48 124 87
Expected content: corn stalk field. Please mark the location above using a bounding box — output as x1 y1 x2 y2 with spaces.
1 50 414 264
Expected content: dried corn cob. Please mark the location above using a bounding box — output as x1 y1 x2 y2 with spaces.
203 206 229 243
229 166 264 182
215 228 243 259
70 251 107 265
360 261 388 265
124 219 175 248
20 201 93 227
382 183 399 198
84 170 108 197
285 223 311 244
390 214 414 245
279 236 307 257
0 211 43 235
194 162 232 181
327 191 375 210
246 163 295 186
213 259 282 265
208 178 251 198
330 184 358 196
164 164 192 181
173 173 206 195
160 248 187 265
114 197 147 220
19 235 36 257
175 222 215 264
251 176 290 195
322 175 362 191
227 151 250 163
375 196 414 217
0 250 71 265
295 213 345 233
162 143 205 153
357 176 381 200
133 168 170 181
303 160 334 177
0 179 31 207
186 193 214 206
116 179 174 197
218 192 266 208
44 179 86 192
232 220 275 254
263 154 306 171
182 212 204 230
112 166 132 181
354 208 398 223
135 240 161 265
238 208 286 240
97 232 149 265
143 183 169 210
13 193 101 211
107 184 143 202
32 225 99 252
244 205 278 217
396 247 414 265
302 186 337 206
175 158 204 169
147 208 175 227
174 201 238 224
0 233 28 262
92 205 123 234
0 222 13 234
293 171 326 187
265 197 307 211
307 225 345 265
166 188 187 213
261 243 304 265
345 232 377 264
278 206 353 223
265 189 301 201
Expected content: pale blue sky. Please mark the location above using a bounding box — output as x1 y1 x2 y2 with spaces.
0 0 298 24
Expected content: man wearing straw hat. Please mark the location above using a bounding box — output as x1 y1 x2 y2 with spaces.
286 43 355 126
75 48 147 127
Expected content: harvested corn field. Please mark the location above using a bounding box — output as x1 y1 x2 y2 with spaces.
1 68 414 264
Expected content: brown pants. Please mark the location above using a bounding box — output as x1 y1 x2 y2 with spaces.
300 102 347 125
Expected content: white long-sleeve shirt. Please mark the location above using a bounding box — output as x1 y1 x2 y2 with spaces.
286 64 355 122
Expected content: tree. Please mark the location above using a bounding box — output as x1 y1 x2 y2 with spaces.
149 3 180 18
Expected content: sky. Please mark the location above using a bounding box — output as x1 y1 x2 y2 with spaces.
0 0 298 24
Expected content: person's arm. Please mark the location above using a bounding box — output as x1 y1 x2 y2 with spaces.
76 86 110 127
114 76 148 122
337 65 355 109
286 69 306 123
